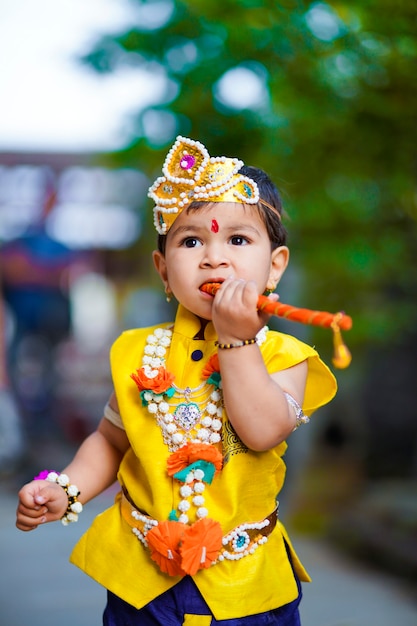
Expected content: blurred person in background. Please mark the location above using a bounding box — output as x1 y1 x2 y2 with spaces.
0 179 77 440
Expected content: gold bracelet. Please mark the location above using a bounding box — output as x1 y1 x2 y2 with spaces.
215 338 257 349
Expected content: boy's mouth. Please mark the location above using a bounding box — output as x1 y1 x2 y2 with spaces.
200 281 223 296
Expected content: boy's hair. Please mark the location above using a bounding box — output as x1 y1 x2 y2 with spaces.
156 165 287 255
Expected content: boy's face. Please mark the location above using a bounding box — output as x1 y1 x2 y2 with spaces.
153 202 289 320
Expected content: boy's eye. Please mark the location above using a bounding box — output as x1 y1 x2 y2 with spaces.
181 237 201 248
230 235 249 245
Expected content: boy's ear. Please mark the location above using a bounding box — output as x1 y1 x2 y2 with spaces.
268 246 289 289
152 250 168 287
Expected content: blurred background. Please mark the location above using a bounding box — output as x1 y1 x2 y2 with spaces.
1 0 416 622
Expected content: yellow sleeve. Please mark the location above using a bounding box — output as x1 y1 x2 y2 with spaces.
261 330 337 416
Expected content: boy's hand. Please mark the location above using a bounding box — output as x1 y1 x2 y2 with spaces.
212 277 270 343
16 480 68 531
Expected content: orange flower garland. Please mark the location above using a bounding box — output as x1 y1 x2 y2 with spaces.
131 366 175 394
180 518 223 575
146 520 186 577
167 441 223 477
129 327 227 576
146 518 223 576
201 353 220 379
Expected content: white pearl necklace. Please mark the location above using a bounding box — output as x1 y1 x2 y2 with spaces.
141 325 267 451
141 328 224 454
139 324 268 525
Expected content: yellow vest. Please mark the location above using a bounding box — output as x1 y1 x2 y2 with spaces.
70 305 337 619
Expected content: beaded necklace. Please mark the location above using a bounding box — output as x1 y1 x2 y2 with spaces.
137 325 267 451
137 327 224 452
132 327 225 523
130 324 269 574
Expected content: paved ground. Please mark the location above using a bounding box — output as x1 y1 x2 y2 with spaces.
1 480 416 626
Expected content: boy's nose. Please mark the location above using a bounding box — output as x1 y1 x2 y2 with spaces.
200 243 229 267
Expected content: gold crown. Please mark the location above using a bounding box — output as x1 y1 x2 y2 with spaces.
148 136 260 234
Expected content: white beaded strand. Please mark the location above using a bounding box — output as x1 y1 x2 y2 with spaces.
45 471 83 525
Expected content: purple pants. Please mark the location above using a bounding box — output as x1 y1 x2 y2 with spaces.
103 574 302 625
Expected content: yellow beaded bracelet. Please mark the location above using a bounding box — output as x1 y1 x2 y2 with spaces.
215 338 257 349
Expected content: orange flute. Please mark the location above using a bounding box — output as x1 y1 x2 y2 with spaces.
201 282 352 368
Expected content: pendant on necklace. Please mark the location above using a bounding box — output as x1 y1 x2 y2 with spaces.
174 403 201 431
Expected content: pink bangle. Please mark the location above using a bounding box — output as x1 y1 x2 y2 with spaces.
34 470 83 525
34 469 53 480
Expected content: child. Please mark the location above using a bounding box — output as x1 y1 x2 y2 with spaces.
16 136 337 625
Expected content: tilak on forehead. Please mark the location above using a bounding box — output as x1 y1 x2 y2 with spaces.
147 136 261 235
211 219 219 233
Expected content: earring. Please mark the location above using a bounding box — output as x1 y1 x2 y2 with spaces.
263 283 276 296
165 286 172 303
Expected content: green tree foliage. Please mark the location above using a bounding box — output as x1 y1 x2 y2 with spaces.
83 0 417 349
